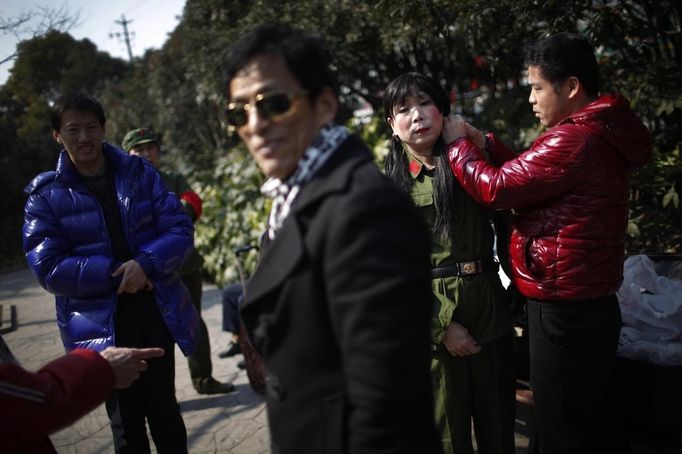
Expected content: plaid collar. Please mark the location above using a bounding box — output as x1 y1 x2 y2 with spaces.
261 125 349 239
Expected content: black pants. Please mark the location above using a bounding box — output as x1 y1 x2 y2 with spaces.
221 283 243 333
183 269 212 387
527 295 621 454
105 294 188 453
432 332 516 454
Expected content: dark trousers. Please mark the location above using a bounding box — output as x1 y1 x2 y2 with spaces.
528 295 621 454
221 283 243 333
183 270 212 386
432 332 516 454
105 296 188 454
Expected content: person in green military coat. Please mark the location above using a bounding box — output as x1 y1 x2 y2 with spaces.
122 127 234 395
384 73 515 454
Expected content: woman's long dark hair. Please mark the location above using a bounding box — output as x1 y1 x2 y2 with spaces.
383 72 458 240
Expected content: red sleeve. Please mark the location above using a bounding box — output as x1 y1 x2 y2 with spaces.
447 127 587 210
0 349 115 451
486 132 517 167
180 190 203 221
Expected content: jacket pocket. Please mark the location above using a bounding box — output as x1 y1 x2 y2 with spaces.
522 235 538 276
536 304 565 348
60 295 114 348
536 302 585 349
524 235 554 280
412 191 434 208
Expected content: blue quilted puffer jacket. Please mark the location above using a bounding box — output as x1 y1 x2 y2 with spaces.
23 143 199 356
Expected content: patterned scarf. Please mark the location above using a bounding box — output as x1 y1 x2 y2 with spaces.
261 124 348 240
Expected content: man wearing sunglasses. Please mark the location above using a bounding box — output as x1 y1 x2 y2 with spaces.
226 24 441 454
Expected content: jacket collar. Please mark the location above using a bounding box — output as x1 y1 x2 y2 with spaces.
563 93 622 125
243 135 373 305
287 134 373 216
407 153 426 178
559 93 651 167
56 142 141 188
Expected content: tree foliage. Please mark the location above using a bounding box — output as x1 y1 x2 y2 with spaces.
583 1 682 252
0 31 128 269
1 0 680 276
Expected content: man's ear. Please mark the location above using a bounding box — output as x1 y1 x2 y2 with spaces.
314 87 339 127
566 76 581 99
52 130 62 144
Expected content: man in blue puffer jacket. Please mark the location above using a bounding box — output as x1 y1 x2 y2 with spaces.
23 93 199 453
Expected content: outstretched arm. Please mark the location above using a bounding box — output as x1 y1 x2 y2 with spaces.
0 346 164 451
0 349 113 449
100 346 165 388
446 127 588 209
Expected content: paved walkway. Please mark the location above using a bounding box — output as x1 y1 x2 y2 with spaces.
1 267 269 453
2 267 531 453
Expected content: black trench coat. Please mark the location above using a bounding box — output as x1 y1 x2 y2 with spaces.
241 135 442 454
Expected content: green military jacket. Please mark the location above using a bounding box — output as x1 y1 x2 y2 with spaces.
159 169 204 276
407 155 512 347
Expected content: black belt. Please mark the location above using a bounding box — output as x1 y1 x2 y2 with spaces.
431 260 499 279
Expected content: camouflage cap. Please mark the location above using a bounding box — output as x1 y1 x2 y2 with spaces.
122 127 158 151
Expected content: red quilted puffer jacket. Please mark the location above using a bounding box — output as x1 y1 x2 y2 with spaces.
448 94 652 301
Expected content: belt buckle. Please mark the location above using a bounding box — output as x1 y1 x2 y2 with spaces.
461 261 476 275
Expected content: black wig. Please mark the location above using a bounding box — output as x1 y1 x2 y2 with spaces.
383 72 458 240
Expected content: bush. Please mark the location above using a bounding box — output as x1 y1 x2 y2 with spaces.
193 144 266 286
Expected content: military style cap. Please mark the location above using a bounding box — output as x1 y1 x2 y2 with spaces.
122 127 158 151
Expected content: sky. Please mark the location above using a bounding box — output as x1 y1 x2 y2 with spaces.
0 0 186 85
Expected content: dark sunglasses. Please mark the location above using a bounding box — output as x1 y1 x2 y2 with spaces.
225 91 308 128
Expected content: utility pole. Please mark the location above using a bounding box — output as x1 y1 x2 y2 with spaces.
110 15 135 61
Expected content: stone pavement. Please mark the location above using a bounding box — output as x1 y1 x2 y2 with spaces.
2 267 532 453
0 267 269 453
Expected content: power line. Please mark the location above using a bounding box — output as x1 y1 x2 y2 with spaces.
133 0 170 21
122 0 154 16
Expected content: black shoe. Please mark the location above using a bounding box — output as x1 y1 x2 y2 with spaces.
236 359 246 370
195 377 235 395
218 342 241 359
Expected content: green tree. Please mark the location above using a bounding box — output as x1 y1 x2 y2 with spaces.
164 0 681 282
7 0 679 274
0 31 130 270
582 0 682 252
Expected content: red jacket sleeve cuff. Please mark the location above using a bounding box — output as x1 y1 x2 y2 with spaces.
180 190 202 221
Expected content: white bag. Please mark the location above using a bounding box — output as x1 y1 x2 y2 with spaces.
616 254 682 365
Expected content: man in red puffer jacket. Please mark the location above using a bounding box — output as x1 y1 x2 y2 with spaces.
445 33 652 454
